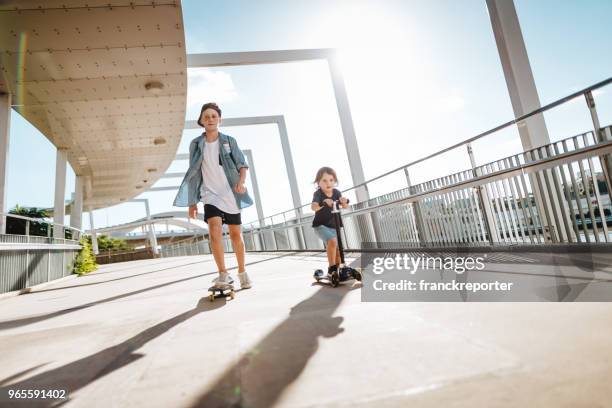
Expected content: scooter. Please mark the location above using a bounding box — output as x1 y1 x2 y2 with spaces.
314 200 362 287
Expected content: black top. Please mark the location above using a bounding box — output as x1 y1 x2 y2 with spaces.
311 188 343 228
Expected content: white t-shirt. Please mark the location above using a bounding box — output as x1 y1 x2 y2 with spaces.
200 139 240 214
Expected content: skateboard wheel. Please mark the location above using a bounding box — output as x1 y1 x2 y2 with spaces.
230 291 235 300
209 293 215 302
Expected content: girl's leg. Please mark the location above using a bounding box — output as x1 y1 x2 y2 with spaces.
335 248 341 267
228 224 245 272
208 216 226 273
326 238 338 267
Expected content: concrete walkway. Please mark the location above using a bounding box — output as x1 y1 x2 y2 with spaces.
1 252 611 407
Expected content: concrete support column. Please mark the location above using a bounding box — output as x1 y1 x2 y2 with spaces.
243 150 265 226
275 119 306 249
143 199 158 255
327 54 382 246
276 116 302 214
0 93 11 234
327 54 369 203
486 0 549 150
486 0 565 242
89 210 99 254
53 149 68 239
71 175 84 231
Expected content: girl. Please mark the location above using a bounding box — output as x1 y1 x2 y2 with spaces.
311 167 349 279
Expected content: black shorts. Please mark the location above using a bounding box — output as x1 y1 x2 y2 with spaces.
203 204 242 225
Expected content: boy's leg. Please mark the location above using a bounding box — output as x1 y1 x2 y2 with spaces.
208 216 227 274
228 224 245 272
228 223 252 289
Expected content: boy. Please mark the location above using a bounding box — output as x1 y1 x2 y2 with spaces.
174 102 253 289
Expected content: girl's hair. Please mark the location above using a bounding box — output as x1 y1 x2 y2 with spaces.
314 167 338 184
197 102 222 127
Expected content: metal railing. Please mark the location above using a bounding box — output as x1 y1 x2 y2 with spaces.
160 77 612 256
0 213 82 294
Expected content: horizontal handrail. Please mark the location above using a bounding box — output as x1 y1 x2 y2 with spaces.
240 138 612 234
241 76 612 227
0 212 82 234
342 76 612 194
0 242 82 251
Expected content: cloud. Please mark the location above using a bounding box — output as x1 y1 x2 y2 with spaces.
187 68 238 115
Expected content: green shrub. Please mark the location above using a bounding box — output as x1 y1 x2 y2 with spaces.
74 237 98 275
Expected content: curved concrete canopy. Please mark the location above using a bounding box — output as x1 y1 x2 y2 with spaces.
0 1 187 210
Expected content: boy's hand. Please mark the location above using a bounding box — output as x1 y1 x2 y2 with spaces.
234 182 246 194
323 198 334 207
188 205 198 219
339 197 348 206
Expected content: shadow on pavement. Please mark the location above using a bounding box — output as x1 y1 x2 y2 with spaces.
0 297 225 407
191 283 361 408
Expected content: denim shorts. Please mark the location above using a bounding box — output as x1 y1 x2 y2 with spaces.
313 225 337 243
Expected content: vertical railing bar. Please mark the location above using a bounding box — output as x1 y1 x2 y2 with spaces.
488 164 512 242
554 142 582 243
499 160 521 242
454 174 475 243
582 133 610 242
574 137 600 242
492 162 515 242
511 155 536 242
456 173 477 243
505 158 528 242
545 144 573 243
529 149 556 242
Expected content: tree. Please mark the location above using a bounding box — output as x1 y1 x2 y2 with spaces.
7 205 51 236
73 236 98 275
84 234 130 252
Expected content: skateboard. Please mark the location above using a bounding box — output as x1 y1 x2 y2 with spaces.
207 283 235 302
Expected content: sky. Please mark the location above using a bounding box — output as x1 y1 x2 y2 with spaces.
4 0 612 232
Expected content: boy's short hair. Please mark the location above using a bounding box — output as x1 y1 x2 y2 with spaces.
314 167 338 184
197 102 222 127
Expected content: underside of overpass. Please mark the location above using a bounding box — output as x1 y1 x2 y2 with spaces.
0 0 187 210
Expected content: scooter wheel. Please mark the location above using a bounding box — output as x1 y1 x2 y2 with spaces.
330 272 340 287
353 270 362 282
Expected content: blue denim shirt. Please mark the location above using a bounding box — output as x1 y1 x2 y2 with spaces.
173 132 254 209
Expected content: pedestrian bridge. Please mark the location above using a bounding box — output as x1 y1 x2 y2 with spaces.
1 252 611 407
1 1 612 406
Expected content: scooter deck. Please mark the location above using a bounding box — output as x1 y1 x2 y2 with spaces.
314 267 362 287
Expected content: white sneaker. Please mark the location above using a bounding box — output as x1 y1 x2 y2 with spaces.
213 272 234 288
238 272 252 289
